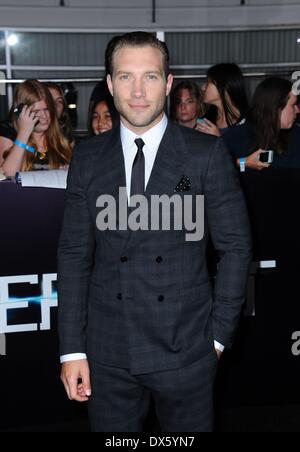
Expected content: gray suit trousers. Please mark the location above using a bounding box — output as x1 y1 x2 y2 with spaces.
88 351 218 433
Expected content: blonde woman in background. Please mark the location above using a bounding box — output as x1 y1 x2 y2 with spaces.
0 79 72 178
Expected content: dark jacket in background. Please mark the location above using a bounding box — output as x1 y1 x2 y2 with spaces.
0 120 16 142
223 122 300 169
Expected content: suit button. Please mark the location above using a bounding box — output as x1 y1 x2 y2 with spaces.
156 256 163 263
120 256 128 263
117 293 123 301
158 295 165 302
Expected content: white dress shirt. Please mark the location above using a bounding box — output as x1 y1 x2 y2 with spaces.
60 115 223 363
121 113 168 198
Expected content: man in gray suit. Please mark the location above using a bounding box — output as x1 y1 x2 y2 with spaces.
58 32 252 432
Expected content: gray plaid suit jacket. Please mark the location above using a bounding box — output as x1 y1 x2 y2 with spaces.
58 122 252 374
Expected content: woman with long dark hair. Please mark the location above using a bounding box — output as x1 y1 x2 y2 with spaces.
223 77 299 170
198 63 249 136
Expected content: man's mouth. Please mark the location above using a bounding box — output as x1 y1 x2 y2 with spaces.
129 104 149 110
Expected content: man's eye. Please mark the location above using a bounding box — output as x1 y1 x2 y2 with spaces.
120 74 130 80
147 74 158 80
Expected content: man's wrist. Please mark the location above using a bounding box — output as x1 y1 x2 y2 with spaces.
60 353 87 363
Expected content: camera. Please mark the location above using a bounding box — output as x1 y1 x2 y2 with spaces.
13 103 25 118
259 150 274 164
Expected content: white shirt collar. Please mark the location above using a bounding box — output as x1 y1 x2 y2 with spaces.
120 114 168 154
120 114 168 198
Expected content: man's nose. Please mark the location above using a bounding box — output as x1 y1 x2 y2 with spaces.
132 79 145 98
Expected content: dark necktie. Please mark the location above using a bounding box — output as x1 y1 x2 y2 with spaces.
131 138 145 198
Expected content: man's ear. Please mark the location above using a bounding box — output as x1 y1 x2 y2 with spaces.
107 74 113 97
166 74 174 97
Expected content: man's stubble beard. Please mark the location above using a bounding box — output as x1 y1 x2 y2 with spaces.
113 97 166 130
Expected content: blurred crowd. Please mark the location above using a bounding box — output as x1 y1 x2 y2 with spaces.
1 62 300 180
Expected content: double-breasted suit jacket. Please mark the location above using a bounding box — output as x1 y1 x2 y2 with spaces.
58 122 252 374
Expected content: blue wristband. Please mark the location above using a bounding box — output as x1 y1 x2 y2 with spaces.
239 157 246 173
14 139 35 154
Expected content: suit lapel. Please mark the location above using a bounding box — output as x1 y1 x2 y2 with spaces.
145 122 187 197
105 126 132 247
93 126 132 250
100 125 127 195
123 122 188 253
102 122 187 198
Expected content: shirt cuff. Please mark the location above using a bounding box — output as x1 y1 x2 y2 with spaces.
214 341 225 353
60 353 87 363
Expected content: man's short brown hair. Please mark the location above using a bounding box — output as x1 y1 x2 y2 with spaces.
105 31 170 79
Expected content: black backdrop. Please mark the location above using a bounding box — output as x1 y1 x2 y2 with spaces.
217 169 300 416
0 182 87 431
1 169 300 431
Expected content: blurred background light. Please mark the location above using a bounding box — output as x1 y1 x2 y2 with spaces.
7 34 18 46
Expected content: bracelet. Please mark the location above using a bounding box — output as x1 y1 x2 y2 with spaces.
239 157 246 173
14 139 35 154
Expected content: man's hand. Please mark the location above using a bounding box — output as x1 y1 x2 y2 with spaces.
61 359 91 402
215 348 223 360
